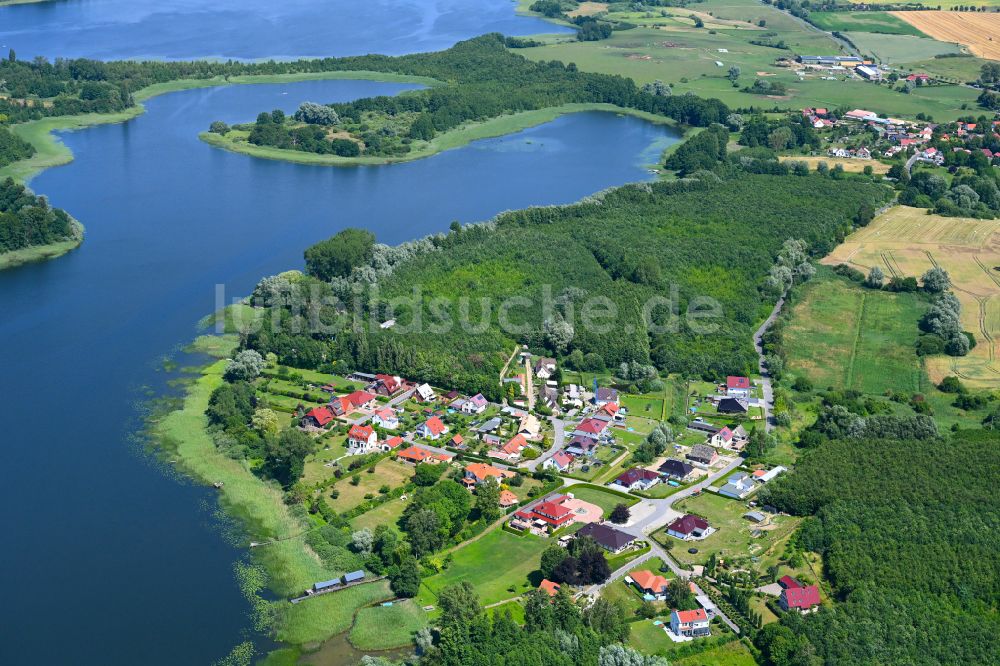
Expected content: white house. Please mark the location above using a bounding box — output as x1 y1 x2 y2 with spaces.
347 424 378 454
371 408 399 430
414 383 436 402
670 609 710 638
534 357 556 380
718 472 755 499
726 376 751 399
461 393 488 415
416 416 448 440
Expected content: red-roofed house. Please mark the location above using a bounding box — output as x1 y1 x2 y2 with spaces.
539 579 561 598
629 570 669 598
670 608 710 637
373 374 404 396
381 435 404 452
779 575 801 590
780 584 821 612
544 450 573 472
347 424 377 453
346 390 376 409
667 514 710 540
726 376 751 398
574 418 609 440
611 467 660 492
417 416 448 440
396 446 435 465
462 462 513 488
497 434 527 461
328 396 353 417
500 490 519 508
304 406 335 428
514 495 575 529
371 408 399 430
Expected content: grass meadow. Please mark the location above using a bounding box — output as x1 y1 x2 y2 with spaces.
418 528 550 606
349 599 428 650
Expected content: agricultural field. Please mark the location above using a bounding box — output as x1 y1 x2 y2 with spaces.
844 32 961 64
661 491 801 568
893 11 1000 60
418 528 549 606
823 206 1000 388
808 11 926 36
783 269 928 394
903 54 989 84
519 0 981 120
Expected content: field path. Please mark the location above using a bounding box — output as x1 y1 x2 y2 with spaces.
845 292 868 389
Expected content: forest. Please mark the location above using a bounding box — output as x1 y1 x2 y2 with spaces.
0 177 76 253
0 126 35 168
243 168 890 399
758 430 1000 666
228 35 731 159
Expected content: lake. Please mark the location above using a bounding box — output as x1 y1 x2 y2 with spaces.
0 0 570 60
0 76 678 664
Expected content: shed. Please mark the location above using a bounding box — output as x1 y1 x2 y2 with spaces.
343 570 365 584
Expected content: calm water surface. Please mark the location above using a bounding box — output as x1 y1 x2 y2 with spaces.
0 0 570 60
0 75 677 664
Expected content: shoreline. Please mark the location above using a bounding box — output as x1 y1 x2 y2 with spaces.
0 70 443 271
154 334 410 660
0 219 84 270
201 103 681 168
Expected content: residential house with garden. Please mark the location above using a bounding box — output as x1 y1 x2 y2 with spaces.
417 415 448 440
347 424 377 454
670 608 710 638
666 514 710 541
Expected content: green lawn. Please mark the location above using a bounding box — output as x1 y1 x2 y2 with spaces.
349 599 428 650
663 491 801 568
350 495 409 532
673 639 758 666
567 484 639 513
621 394 665 420
489 599 527 624
419 529 549 606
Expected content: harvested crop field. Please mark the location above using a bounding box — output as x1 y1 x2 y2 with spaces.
778 156 890 174
822 206 1000 388
567 1 608 17
892 11 1000 60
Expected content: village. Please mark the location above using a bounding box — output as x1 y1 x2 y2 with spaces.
793 103 1000 171
254 347 814 651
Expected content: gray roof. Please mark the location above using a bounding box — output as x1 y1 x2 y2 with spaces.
688 444 716 462
577 523 635 550
658 458 693 477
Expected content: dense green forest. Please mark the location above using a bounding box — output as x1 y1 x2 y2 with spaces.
758 430 1000 666
0 177 76 253
229 35 731 158
244 169 890 399
0 126 35 168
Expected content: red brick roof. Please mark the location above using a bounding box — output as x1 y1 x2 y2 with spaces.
779 575 801 589
397 445 433 463
631 570 668 593
539 579 560 597
616 467 659 486
346 390 376 407
384 436 404 449
727 376 750 389
422 416 447 435
576 418 607 435
782 584 821 609
348 424 374 441
674 608 708 623
306 406 334 426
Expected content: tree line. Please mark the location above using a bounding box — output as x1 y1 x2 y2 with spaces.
0 177 77 253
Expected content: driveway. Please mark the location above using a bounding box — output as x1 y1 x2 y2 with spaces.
528 417 565 472
753 297 782 432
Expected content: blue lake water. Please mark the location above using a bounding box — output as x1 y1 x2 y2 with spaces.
0 75 678 664
0 0 570 60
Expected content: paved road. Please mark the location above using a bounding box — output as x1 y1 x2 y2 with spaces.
753 296 784 432
528 417 566 472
